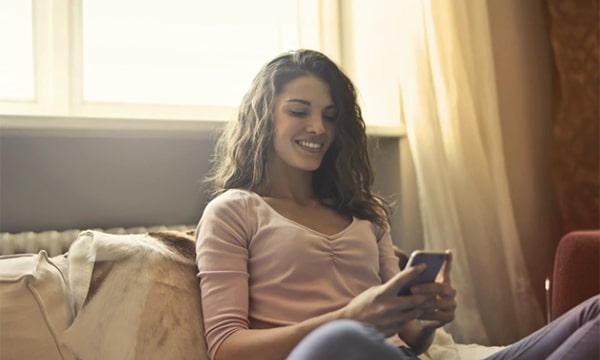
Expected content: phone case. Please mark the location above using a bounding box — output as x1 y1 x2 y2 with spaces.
397 251 448 296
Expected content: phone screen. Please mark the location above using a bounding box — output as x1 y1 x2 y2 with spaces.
397 251 447 296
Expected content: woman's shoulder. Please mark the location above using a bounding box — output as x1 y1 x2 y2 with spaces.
204 188 261 214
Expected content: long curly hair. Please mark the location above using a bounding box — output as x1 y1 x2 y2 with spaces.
206 49 390 229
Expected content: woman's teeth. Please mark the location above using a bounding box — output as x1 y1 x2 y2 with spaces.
298 141 322 149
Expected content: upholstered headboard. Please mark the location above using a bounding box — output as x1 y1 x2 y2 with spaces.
0 126 216 233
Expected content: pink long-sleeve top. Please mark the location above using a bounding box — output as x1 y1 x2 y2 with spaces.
195 189 401 359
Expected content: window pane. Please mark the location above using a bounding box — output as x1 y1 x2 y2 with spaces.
82 0 299 106
0 0 34 100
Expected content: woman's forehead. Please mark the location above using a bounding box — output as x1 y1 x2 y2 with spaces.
277 75 334 107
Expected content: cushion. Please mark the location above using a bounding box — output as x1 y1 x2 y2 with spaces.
62 230 209 360
0 251 76 360
552 230 600 319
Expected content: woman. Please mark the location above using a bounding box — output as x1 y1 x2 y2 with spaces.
196 49 598 360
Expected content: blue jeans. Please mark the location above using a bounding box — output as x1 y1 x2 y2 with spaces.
486 294 599 360
287 319 419 360
287 295 599 360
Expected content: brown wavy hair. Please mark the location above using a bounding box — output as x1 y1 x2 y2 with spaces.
206 49 390 229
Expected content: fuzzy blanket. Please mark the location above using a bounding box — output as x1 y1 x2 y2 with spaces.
62 230 208 360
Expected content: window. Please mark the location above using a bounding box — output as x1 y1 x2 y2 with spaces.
0 1 34 101
0 0 335 122
80 0 298 107
0 0 404 135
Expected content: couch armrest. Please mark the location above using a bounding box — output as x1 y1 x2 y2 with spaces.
551 230 600 320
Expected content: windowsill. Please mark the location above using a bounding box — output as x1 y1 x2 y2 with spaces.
0 114 226 132
0 114 406 137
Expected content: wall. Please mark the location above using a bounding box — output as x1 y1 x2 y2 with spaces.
487 0 563 307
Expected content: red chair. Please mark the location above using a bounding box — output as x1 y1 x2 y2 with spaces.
551 230 600 320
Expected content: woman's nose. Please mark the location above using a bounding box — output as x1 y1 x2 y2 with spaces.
305 115 326 134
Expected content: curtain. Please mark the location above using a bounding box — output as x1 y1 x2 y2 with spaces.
396 0 545 345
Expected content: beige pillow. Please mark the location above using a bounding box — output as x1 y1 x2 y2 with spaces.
0 251 76 360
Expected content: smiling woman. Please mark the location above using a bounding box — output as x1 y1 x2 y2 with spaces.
271 75 337 172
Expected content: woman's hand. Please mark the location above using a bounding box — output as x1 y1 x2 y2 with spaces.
410 250 457 329
339 264 434 337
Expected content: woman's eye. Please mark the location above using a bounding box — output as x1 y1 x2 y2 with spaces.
324 112 337 122
289 110 307 117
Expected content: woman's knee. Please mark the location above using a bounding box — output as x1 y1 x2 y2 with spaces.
287 320 400 360
305 320 386 346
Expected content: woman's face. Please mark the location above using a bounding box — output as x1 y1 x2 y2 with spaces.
271 75 337 173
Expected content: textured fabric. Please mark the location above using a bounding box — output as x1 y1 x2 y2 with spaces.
0 251 76 360
62 230 208 360
195 189 401 359
546 0 599 232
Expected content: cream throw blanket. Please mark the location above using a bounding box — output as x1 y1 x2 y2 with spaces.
60 230 502 360
62 230 208 360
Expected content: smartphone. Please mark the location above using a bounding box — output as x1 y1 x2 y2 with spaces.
397 251 448 296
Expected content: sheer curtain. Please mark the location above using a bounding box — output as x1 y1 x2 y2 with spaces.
396 0 545 345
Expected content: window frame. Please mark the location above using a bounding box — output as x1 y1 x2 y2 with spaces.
0 0 404 136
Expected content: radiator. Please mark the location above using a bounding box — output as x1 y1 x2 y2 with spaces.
0 225 194 257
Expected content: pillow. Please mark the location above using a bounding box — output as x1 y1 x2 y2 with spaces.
62 230 209 360
0 251 76 360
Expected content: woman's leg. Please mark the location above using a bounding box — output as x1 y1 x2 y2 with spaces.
286 320 418 360
486 294 599 360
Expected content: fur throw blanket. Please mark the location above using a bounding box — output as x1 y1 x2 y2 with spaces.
62 230 208 360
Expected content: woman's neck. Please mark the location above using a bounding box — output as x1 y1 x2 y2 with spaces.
264 181 316 205
259 161 317 205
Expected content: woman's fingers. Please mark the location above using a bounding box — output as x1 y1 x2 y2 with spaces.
439 250 453 285
384 263 427 296
420 308 455 324
377 308 425 337
410 282 455 298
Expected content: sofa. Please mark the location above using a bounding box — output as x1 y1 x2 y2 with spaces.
1 228 597 359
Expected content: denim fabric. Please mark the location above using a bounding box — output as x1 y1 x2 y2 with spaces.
286 320 418 360
486 294 599 360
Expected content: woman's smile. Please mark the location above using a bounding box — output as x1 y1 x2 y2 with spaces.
295 140 324 152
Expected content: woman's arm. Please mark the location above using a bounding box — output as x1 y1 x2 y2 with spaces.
215 309 343 360
215 266 432 360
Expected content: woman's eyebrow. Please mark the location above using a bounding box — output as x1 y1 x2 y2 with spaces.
286 99 311 106
285 99 336 110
